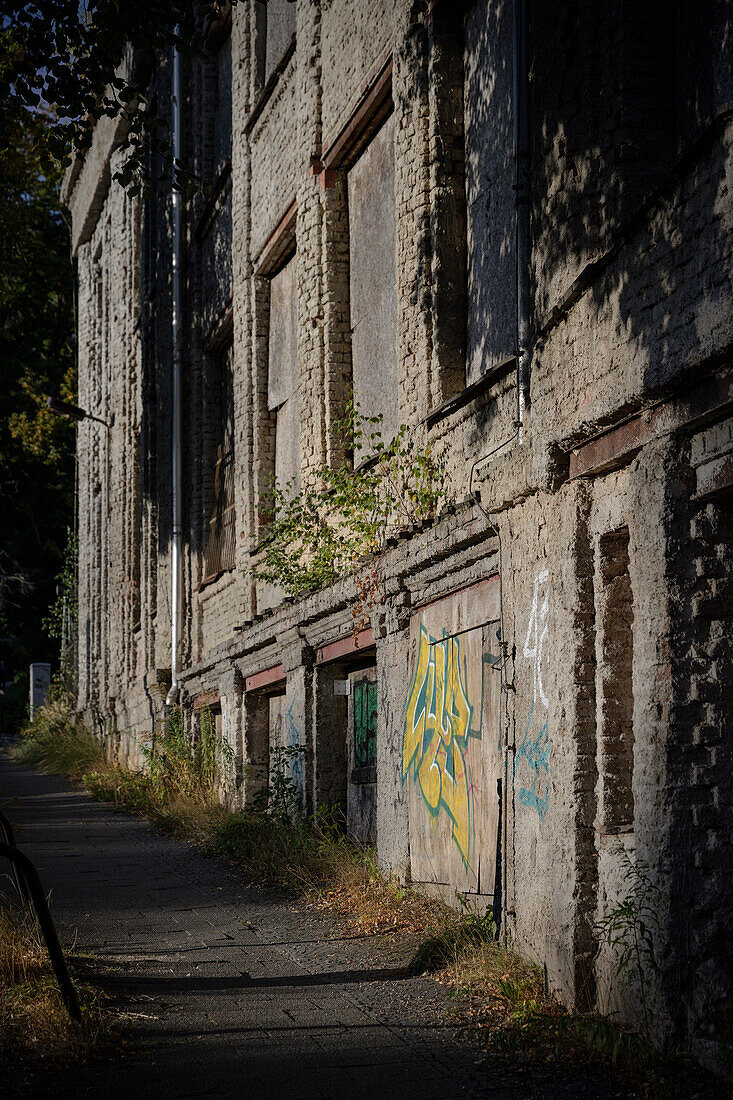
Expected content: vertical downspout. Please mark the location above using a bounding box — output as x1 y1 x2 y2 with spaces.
513 0 530 440
166 40 183 709
499 0 530 947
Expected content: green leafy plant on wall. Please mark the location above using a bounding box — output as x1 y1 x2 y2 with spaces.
252 744 305 825
596 846 661 1041
255 401 450 602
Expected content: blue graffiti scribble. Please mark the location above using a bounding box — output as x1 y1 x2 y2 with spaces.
513 701 551 820
285 700 304 797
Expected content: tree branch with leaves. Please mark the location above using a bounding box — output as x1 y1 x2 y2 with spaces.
255 401 451 604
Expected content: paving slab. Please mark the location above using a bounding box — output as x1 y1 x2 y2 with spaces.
0 756 627 1099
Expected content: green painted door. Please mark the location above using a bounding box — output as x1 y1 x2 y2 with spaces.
353 678 377 769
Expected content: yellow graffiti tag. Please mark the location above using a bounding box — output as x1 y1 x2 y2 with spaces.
402 624 475 866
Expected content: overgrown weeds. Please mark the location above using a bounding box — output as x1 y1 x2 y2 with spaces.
435 942 725 1097
9 700 726 1096
0 896 122 1087
254 400 450 601
214 808 450 935
15 699 231 841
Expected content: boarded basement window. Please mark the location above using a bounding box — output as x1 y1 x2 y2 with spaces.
598 528 635 833
243 691 271 808
347 665 378 845
268 253 300 493
347 112 399 455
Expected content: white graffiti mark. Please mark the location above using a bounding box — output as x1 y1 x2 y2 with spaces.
523 569 549 709
515 570 552 819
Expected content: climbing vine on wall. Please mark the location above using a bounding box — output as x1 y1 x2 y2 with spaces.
254 401 450 602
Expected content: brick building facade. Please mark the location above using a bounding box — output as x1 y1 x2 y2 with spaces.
63 0 733 1075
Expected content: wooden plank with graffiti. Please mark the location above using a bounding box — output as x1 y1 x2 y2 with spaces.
402 578 501 897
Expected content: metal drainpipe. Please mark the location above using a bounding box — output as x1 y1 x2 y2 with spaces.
513 0 530 441
166 39 183 710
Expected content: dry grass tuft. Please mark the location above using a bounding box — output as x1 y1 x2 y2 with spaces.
13 699 106 779
436 938 564 1048
0 898 123 1085
0 893 47 987
213 810 448 936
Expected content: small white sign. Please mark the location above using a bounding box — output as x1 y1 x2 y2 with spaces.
29 662 52 719
333 680 350 697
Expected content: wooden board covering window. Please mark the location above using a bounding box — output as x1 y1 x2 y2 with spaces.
203 444 236 581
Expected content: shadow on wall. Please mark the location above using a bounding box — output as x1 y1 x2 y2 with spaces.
392 0 732 1055
131 0 731 1053
138 0 733 540
530 0 731 405
395 0 730 421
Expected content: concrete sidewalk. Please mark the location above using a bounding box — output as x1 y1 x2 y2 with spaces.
0 756 625 1099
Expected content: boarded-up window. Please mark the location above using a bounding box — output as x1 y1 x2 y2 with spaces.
268 254 300 492
347 112 399 453
213 31 232 177
464 0 515 384
201 27 232 335
201 184 232 335
255 0 296 87
203 344 235 580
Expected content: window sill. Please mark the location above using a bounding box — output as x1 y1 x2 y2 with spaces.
198 567 235 593
423 355 517 429
244 35 296 137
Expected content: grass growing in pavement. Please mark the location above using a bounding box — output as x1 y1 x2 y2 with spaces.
0 897 124 1088
10 700 728 1097
14 698 229 841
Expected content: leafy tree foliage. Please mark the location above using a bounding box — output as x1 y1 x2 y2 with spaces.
1 1 224 191
255 403 449 598
0 86 75 731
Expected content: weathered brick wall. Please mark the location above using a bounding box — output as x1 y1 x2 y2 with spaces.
529 0 676 322
320 0 394 149
666 429 733 1072
250 58 300 258
64 0 733 1074
74 161 143 721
